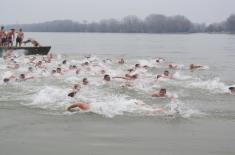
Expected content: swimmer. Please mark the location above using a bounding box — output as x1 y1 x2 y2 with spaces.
75 69 81 74
229 87 235 93
7 63 20 69
168 63 177 69
118 58 125 64
82 78 89 85
156 70 171 79
135 63 149 69
51 69 57 75
151 88 167 97
82 62 89 66
68 84 81 97
189 64 203 70
156 57 165 63
67 102 90 111
17 74 34 81
62 60 67 65
103 74 111 81
56 67 63 75
113 74 138 81
3 75 16 83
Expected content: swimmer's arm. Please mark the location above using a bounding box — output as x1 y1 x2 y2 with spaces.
25 76 35 80
112 76 128 80
151 93 160 97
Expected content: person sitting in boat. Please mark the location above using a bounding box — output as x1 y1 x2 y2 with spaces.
6 29 15 47
15 28 24 47
23 38 40 47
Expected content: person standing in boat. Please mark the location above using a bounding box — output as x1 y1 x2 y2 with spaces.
0 26 7 47
6 29 15 47
16 28 24 47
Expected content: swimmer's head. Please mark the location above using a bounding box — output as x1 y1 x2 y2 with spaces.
189 64 194 69
28 67 33 72
83 62 89 66
132 74 138 79
56 67 61 73
104 74 111 81
51 70 56 74
3 78 10 83
73 84 81 90
76 69 80 74
68 92 75 97
100 70 106 74
118 58 124 64
163 70 169 76
128 68 134 72
20 74 25 79
62 60 67 64
135 64 140 68
159 88 166 96
82 78 89 85
37 61 42 65
229 87 235 92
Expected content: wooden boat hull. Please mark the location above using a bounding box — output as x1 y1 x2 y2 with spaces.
0 46 51 56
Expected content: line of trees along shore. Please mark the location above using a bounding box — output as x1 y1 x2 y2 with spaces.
5 14 235 33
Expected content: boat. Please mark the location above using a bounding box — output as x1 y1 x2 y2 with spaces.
0 46 51 56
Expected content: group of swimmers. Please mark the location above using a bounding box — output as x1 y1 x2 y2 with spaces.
1 51 234 113
0 26 40 47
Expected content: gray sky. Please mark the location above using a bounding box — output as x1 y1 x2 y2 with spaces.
1 0 235 24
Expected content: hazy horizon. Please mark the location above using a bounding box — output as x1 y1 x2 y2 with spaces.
1 0 235 25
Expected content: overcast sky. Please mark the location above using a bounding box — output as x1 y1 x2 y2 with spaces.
1 0 235 25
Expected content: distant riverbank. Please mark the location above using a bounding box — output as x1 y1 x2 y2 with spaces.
4 14 235 34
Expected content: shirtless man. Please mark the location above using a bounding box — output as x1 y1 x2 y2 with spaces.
151 88 167 97
6 29 15 47
16 28 24 47
17 74 34 81
67 102 90 112
157 70 171 79
0 26 6 46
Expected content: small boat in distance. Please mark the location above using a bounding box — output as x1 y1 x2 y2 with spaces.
0 46 51 56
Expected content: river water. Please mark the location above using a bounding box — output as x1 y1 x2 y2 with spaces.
0 32 235 155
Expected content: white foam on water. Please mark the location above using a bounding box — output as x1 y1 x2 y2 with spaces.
165 100 205 118
26 86 72 111
173 71 192 80
187 78 228 93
